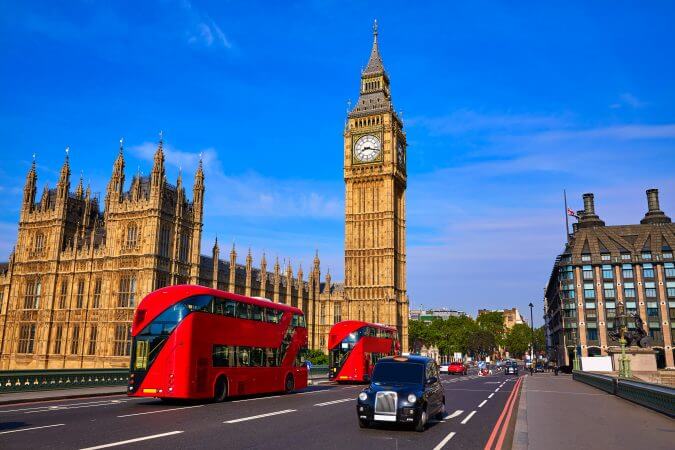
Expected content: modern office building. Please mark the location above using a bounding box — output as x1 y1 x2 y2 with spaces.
544 190 674 368
409 308 466 321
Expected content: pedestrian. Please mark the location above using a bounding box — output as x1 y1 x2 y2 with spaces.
529 364 534 376
554 365 559 376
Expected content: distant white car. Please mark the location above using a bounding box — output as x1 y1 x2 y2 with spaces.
439 364 450 374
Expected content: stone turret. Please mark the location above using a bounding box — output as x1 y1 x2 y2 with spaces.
577 193 605 228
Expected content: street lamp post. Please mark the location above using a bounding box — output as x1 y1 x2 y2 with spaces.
528 302 535 364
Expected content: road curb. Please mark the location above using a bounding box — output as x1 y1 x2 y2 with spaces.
512 376 528 450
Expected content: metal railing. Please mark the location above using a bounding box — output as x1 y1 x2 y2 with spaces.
573 370 675 417
0 369 128 394
1 365 330 395
572 370 616 394
616 378 675 418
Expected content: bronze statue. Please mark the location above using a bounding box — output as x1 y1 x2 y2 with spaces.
609 312 652 348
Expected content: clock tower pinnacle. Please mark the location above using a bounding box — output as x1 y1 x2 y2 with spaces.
343 21 408 351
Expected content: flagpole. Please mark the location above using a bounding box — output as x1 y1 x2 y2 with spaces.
564 189 570 243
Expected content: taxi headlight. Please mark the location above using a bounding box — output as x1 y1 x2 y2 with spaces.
407 393 417 403
358 392 368 401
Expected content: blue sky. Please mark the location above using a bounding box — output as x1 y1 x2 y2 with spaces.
1 1 674 324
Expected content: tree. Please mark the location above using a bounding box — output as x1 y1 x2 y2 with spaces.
534 326 546 355
477 311 506 347
466 329 496 359
504 323 532 358
306 349 328 365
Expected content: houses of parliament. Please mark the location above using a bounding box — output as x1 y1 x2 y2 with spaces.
0 22 409 369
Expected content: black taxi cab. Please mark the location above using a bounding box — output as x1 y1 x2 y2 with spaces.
356 355 445 432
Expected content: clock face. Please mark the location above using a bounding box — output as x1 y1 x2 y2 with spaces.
397 141 405 166
354 135 381 163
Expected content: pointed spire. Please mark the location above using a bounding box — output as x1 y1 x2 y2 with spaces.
213 237 219 252
114 139 125 170
230 242 237 261
23 155 38 208
313 249 320 267
59 147 71 182
261 251 267 267
152 131 165 187
85 181 91 199
363 19 384 75
75 173 84 198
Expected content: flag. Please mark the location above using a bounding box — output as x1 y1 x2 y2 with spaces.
567 208 577 217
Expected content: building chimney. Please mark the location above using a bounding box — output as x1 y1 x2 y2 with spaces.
577 193 605 228
641 188 671 224
583 193 595 215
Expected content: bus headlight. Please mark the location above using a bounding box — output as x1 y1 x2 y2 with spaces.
358 392 368 401
407 394 417 403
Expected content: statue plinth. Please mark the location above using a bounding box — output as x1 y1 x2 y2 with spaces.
607 346 657 372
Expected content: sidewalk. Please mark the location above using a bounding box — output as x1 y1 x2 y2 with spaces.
512 373 674 450
0 386 126 405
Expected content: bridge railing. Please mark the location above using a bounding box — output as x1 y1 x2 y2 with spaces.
0 369 128 394
573 370 675 417
0 365 331 395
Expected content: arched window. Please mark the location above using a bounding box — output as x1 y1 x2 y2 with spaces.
118 275 137 307
126 223 139 248
34 232 45 252
24 279 41 309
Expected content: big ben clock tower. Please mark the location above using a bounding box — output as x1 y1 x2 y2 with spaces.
344 21 409 351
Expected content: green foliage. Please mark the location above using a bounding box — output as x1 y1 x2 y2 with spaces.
534 326 546 354
477 311 506 347
306 349 328 365
466 329 496 357
504 323 532 357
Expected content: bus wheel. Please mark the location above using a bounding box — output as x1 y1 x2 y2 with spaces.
284 374 295 394
214 376 228 402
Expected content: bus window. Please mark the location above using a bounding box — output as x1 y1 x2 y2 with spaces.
265 348 279 367
224 299 236 317
213 345 236 367
185 295 213 313
238 304 251 320
292 314 306 328
134 340 149 370
295 346 308 366
251 305 263 321
238 347 251 366
266 308 281 324
251 348 265 367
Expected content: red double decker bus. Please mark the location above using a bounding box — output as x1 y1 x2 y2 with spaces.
328 321 399 383
128 285 308 401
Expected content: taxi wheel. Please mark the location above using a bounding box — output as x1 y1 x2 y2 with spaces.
435 399 446 420
415 406 427 432
358 418 370 428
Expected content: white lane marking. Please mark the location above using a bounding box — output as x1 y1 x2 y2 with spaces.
478 400 487 408
24 402 129 414
488 393 495 398
314 398 354 406
1 399 128 414
445 409 464 419
79 431 184 450
224 409 296 423
432 431 456 450
0 423 65 435
117 404 204 418
231 395 282 403
461 410 477 424
495 388 500 392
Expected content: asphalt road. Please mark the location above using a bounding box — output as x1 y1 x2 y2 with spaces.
0 369 522 449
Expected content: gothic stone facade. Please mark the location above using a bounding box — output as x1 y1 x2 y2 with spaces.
0 23 409 369
342 22 410 351
544 190 675 369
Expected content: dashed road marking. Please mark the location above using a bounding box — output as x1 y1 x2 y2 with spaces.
79 431 184 449
117 404 204 418
488 393 495 398
0 423 65 435
461 410 477 424
432 431 456 450
445 409 464 419
314 398 354 407
478 400 487 408
224 409 296 423
495 388 500 392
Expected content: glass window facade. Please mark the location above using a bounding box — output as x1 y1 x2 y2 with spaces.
642 263 654 279
644 281 657 298
603 282 615 298
624 282 635 298
622 264 633 279
582 265 593 280
583 283 595 299
601 265 613 279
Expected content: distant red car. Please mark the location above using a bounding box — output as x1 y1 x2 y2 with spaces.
447 362 468 375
